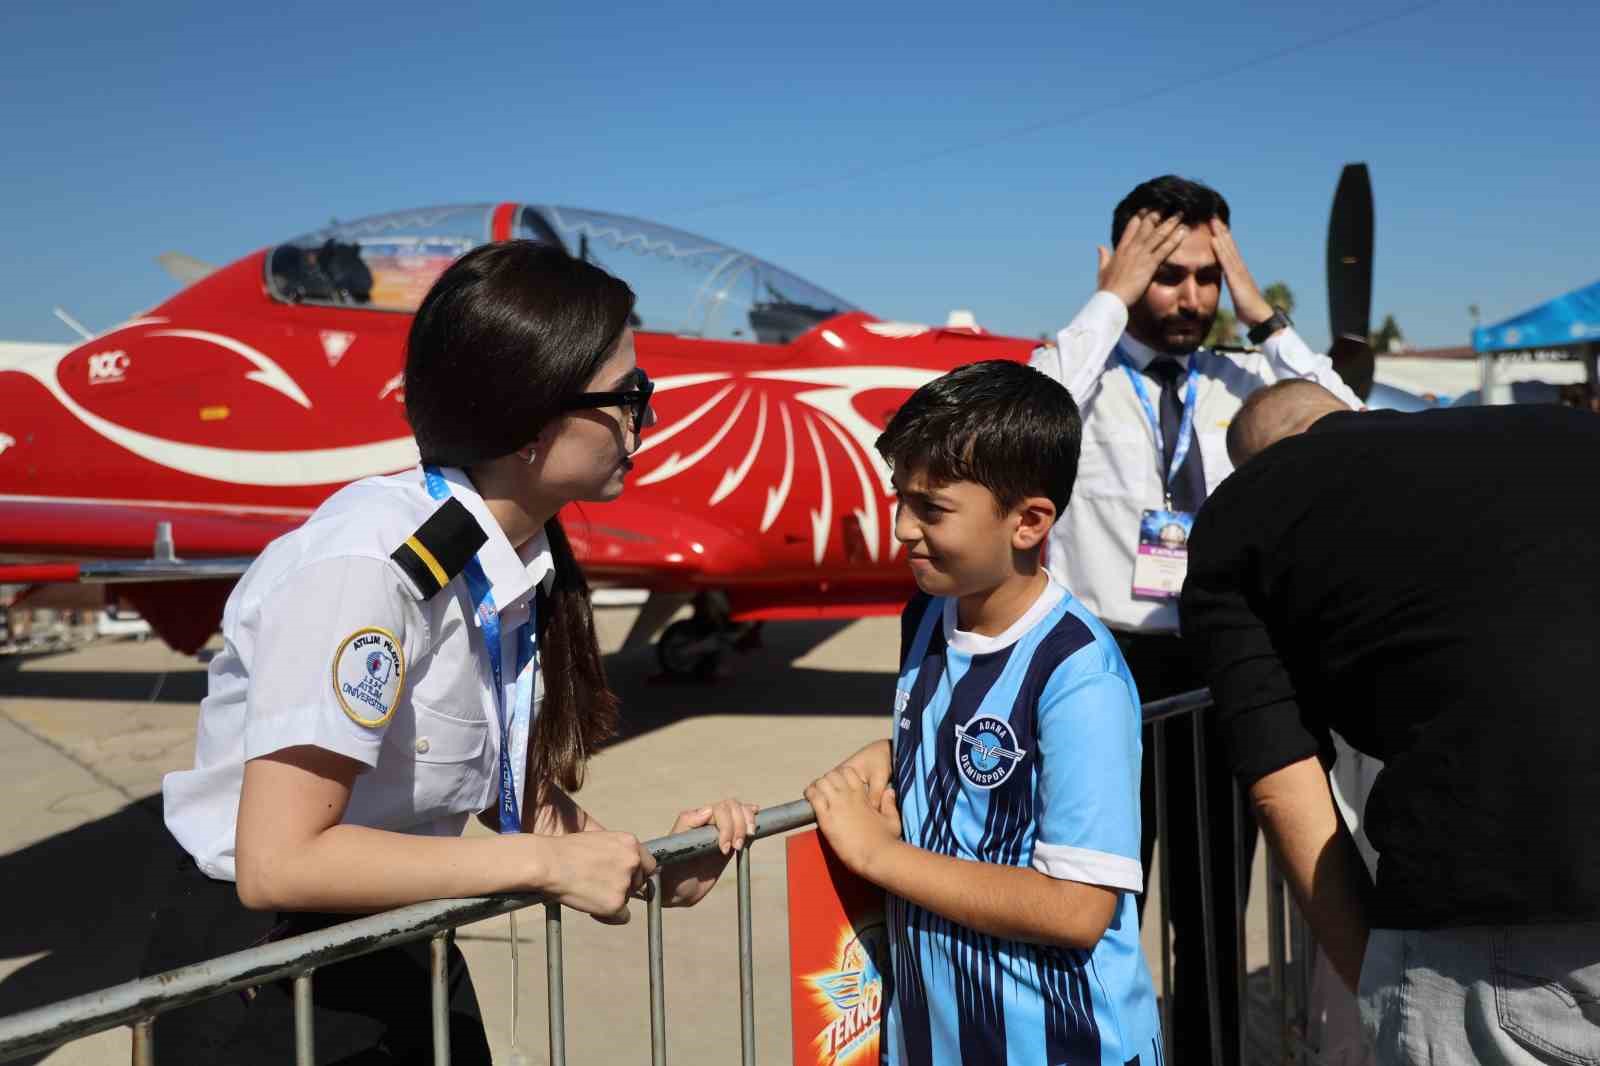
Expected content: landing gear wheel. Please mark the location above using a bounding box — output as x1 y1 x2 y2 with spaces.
656 618 722 680
732 621 765 652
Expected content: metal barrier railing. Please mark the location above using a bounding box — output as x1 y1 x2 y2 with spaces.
1116 690 1326 1066
0 692 1328 1066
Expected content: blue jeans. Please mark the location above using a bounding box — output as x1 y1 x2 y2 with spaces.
1358 923 1600 1064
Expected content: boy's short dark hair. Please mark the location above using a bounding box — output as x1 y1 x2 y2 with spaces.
1111 175 1230 245
874 360 1081 515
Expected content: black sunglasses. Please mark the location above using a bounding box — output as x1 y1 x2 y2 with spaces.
559 368 655 433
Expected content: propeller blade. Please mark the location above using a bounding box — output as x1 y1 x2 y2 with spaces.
1329 334 1375 401
1327 163 1376 399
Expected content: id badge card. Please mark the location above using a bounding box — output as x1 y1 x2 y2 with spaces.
1131 508 1194 600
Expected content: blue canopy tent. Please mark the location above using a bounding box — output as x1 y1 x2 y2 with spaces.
1472 279 1600 404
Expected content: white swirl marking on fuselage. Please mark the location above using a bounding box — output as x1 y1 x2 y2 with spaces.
632 382 735 459
148 330 313 410
750 367 942 494
637 387 752 486
760 404 796 533
13 328 417 486
814 412 880 562
637 366 943 561
802 413 832 566
711 391 768 505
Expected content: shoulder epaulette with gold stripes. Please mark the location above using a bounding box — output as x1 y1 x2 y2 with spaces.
390 497 487 599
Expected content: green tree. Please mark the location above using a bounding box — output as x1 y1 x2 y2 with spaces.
1207 308 1241 347
1261 281 1296 316
1371 314 1405 354
1209 281 1292 347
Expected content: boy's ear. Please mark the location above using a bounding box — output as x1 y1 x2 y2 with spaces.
1011 495 1057 552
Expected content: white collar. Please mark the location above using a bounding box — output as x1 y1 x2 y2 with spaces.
1117 330 1194 372
427 466 556 613
943 573 1067 656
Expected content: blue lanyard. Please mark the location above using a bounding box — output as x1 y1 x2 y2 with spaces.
423 466 536 833
1116 349 1200 508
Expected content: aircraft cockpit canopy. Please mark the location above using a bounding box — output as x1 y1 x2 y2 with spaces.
266 203 858 345
267 205 486 312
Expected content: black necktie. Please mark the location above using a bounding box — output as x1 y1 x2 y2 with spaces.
1146 357 1206 514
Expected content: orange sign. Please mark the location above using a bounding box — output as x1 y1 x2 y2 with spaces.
786 830 887 1066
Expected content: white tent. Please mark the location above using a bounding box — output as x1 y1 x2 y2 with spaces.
1374 354 1583 401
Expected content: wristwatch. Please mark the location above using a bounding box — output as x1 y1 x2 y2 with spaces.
1247 308 1293 345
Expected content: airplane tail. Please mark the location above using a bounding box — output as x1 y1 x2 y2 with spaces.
157 251 217 285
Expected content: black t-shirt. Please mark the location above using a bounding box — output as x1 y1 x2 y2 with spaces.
1180 404 1600 930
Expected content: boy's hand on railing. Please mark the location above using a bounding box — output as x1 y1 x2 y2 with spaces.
806 767 901 881
834 739 893 809
658 798 760 908
531 831 656 924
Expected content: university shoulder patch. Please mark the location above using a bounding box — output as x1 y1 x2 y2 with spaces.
332 627 405 727
390 497 488 599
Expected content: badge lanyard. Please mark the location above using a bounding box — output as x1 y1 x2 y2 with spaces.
1116 349 1200 510
423 465 535 833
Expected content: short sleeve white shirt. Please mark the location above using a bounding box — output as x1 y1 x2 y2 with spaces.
163 466 554 881
1030 291 1363 634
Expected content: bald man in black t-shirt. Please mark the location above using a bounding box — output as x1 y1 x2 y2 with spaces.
1181 384 1600 1065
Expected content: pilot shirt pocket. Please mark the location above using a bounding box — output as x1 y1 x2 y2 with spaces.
1492 924 1600 1063
382 703 491 816
1076 429 1150 500
1198 430 1233 495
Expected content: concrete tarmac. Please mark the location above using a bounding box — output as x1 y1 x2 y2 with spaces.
0 606 1275 1065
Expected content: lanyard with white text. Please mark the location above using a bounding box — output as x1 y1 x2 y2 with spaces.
1116 349 1200 509
423 465 535 833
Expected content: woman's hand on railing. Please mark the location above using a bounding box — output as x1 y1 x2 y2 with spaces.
527 830 657 924
657 798 760 908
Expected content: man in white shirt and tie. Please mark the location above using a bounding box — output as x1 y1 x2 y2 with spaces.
1031 175 1361 1064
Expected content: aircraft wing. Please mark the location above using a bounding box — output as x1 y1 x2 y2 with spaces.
0 495 768 652
0 497 297 566
0 499 299 653
1 492 775 584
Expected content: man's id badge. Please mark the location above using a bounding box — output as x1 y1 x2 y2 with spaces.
1131 508 1194 600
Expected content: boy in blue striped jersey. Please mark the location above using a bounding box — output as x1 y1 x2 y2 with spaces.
805 360 1161 1066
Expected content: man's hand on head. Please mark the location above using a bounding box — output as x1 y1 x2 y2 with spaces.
1209 219 1275 329
1097 210 1188 309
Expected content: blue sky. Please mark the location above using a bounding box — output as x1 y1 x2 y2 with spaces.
2 0 1595 349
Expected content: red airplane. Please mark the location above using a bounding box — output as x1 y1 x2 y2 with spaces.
0 203 1036 675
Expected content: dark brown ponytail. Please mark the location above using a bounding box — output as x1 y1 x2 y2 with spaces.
404 239 636 805
529 516 617 801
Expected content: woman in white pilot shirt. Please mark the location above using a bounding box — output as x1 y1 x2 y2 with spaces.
149 241 756 1064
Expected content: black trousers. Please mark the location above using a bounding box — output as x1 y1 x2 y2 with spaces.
1116 631 1256 1066
140 840 492 1065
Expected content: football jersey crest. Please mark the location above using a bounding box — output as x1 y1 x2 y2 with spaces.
954 715 1026 789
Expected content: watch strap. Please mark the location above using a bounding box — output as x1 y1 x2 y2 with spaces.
1248 309 1292 345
